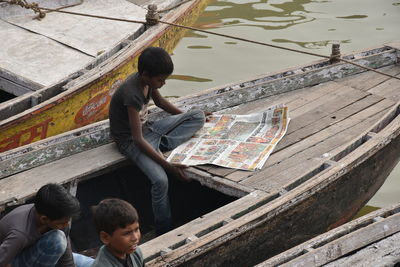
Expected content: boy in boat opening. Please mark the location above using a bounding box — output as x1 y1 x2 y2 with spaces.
91 198 144 267
0 183 94 267
109 46 209 235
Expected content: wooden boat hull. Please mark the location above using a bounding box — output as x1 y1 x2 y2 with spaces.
0 0 209 153
161 116 400 266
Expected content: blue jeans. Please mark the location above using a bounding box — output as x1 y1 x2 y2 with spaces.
12 230 94 267
117 110 205 234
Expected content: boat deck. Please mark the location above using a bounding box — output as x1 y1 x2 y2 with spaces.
0 54 399 261
199 64 400 194
0 0 175 95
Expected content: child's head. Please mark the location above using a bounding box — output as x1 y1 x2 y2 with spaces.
138 47 173 90
93 198 141 259
138 46 173 77
34 183 80 230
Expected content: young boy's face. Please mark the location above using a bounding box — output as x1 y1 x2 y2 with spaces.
143 73 169 90
104 221 141 259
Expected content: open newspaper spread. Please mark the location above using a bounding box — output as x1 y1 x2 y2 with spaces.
167 104 290 171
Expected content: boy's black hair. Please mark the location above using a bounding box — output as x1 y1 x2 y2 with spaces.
138 47 174 77
92 198 139 235
34 183 80 220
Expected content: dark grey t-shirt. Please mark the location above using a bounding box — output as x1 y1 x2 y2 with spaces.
0 204 74 266
109 73 152 143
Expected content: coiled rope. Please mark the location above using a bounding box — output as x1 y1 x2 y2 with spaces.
1 0 399 80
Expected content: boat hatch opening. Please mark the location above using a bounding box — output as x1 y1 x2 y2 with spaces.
0 89 15 103
69 164 237 253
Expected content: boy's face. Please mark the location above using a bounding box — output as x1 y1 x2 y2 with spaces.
143 73 169 90
102 222 141 259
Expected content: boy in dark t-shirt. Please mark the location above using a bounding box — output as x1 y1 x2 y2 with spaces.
0 183 94 267
109 47 209 235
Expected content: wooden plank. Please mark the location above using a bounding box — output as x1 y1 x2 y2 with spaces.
276 94 384 151
244 108 388 191
240 100 393 190
258 203 400 267
259 98 394 169
0 121 111 179
324 232 400 267
287 82 344 116
140 190 269 260
278 213 400 267
368 73 400 102
285 85 370 134
219 81 341 116
0 143 125 209
336 65 400 91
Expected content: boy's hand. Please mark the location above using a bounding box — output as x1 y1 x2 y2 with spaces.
204 111 213 122
166 163 191 182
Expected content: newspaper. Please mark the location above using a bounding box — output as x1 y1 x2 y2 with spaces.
167 104 290 171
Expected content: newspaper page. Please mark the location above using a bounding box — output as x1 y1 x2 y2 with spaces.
167 104 290 171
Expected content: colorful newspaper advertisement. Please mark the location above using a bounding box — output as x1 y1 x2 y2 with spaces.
167 104 290 171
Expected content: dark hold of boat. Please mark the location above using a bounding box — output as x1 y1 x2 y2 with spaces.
0 42 400 266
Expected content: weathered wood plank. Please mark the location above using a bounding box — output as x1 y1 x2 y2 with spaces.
214 92 386 182
336 64 400 91
0 121 111 179
324 231 400 267
141 190 268 260
278 213 400 267
0 143 125 209
276 93 384 151
368 73 400 102
258 203 400 267
240 100 393 191
244 108 388 191
261 98 394 169
284 85 370 135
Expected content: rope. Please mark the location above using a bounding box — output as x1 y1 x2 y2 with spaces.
1 0 399 81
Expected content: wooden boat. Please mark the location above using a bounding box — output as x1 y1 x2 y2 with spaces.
0 42 399 266
256 203 400 266
0 0 210 153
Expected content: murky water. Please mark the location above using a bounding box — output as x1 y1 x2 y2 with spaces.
163 0 400 209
